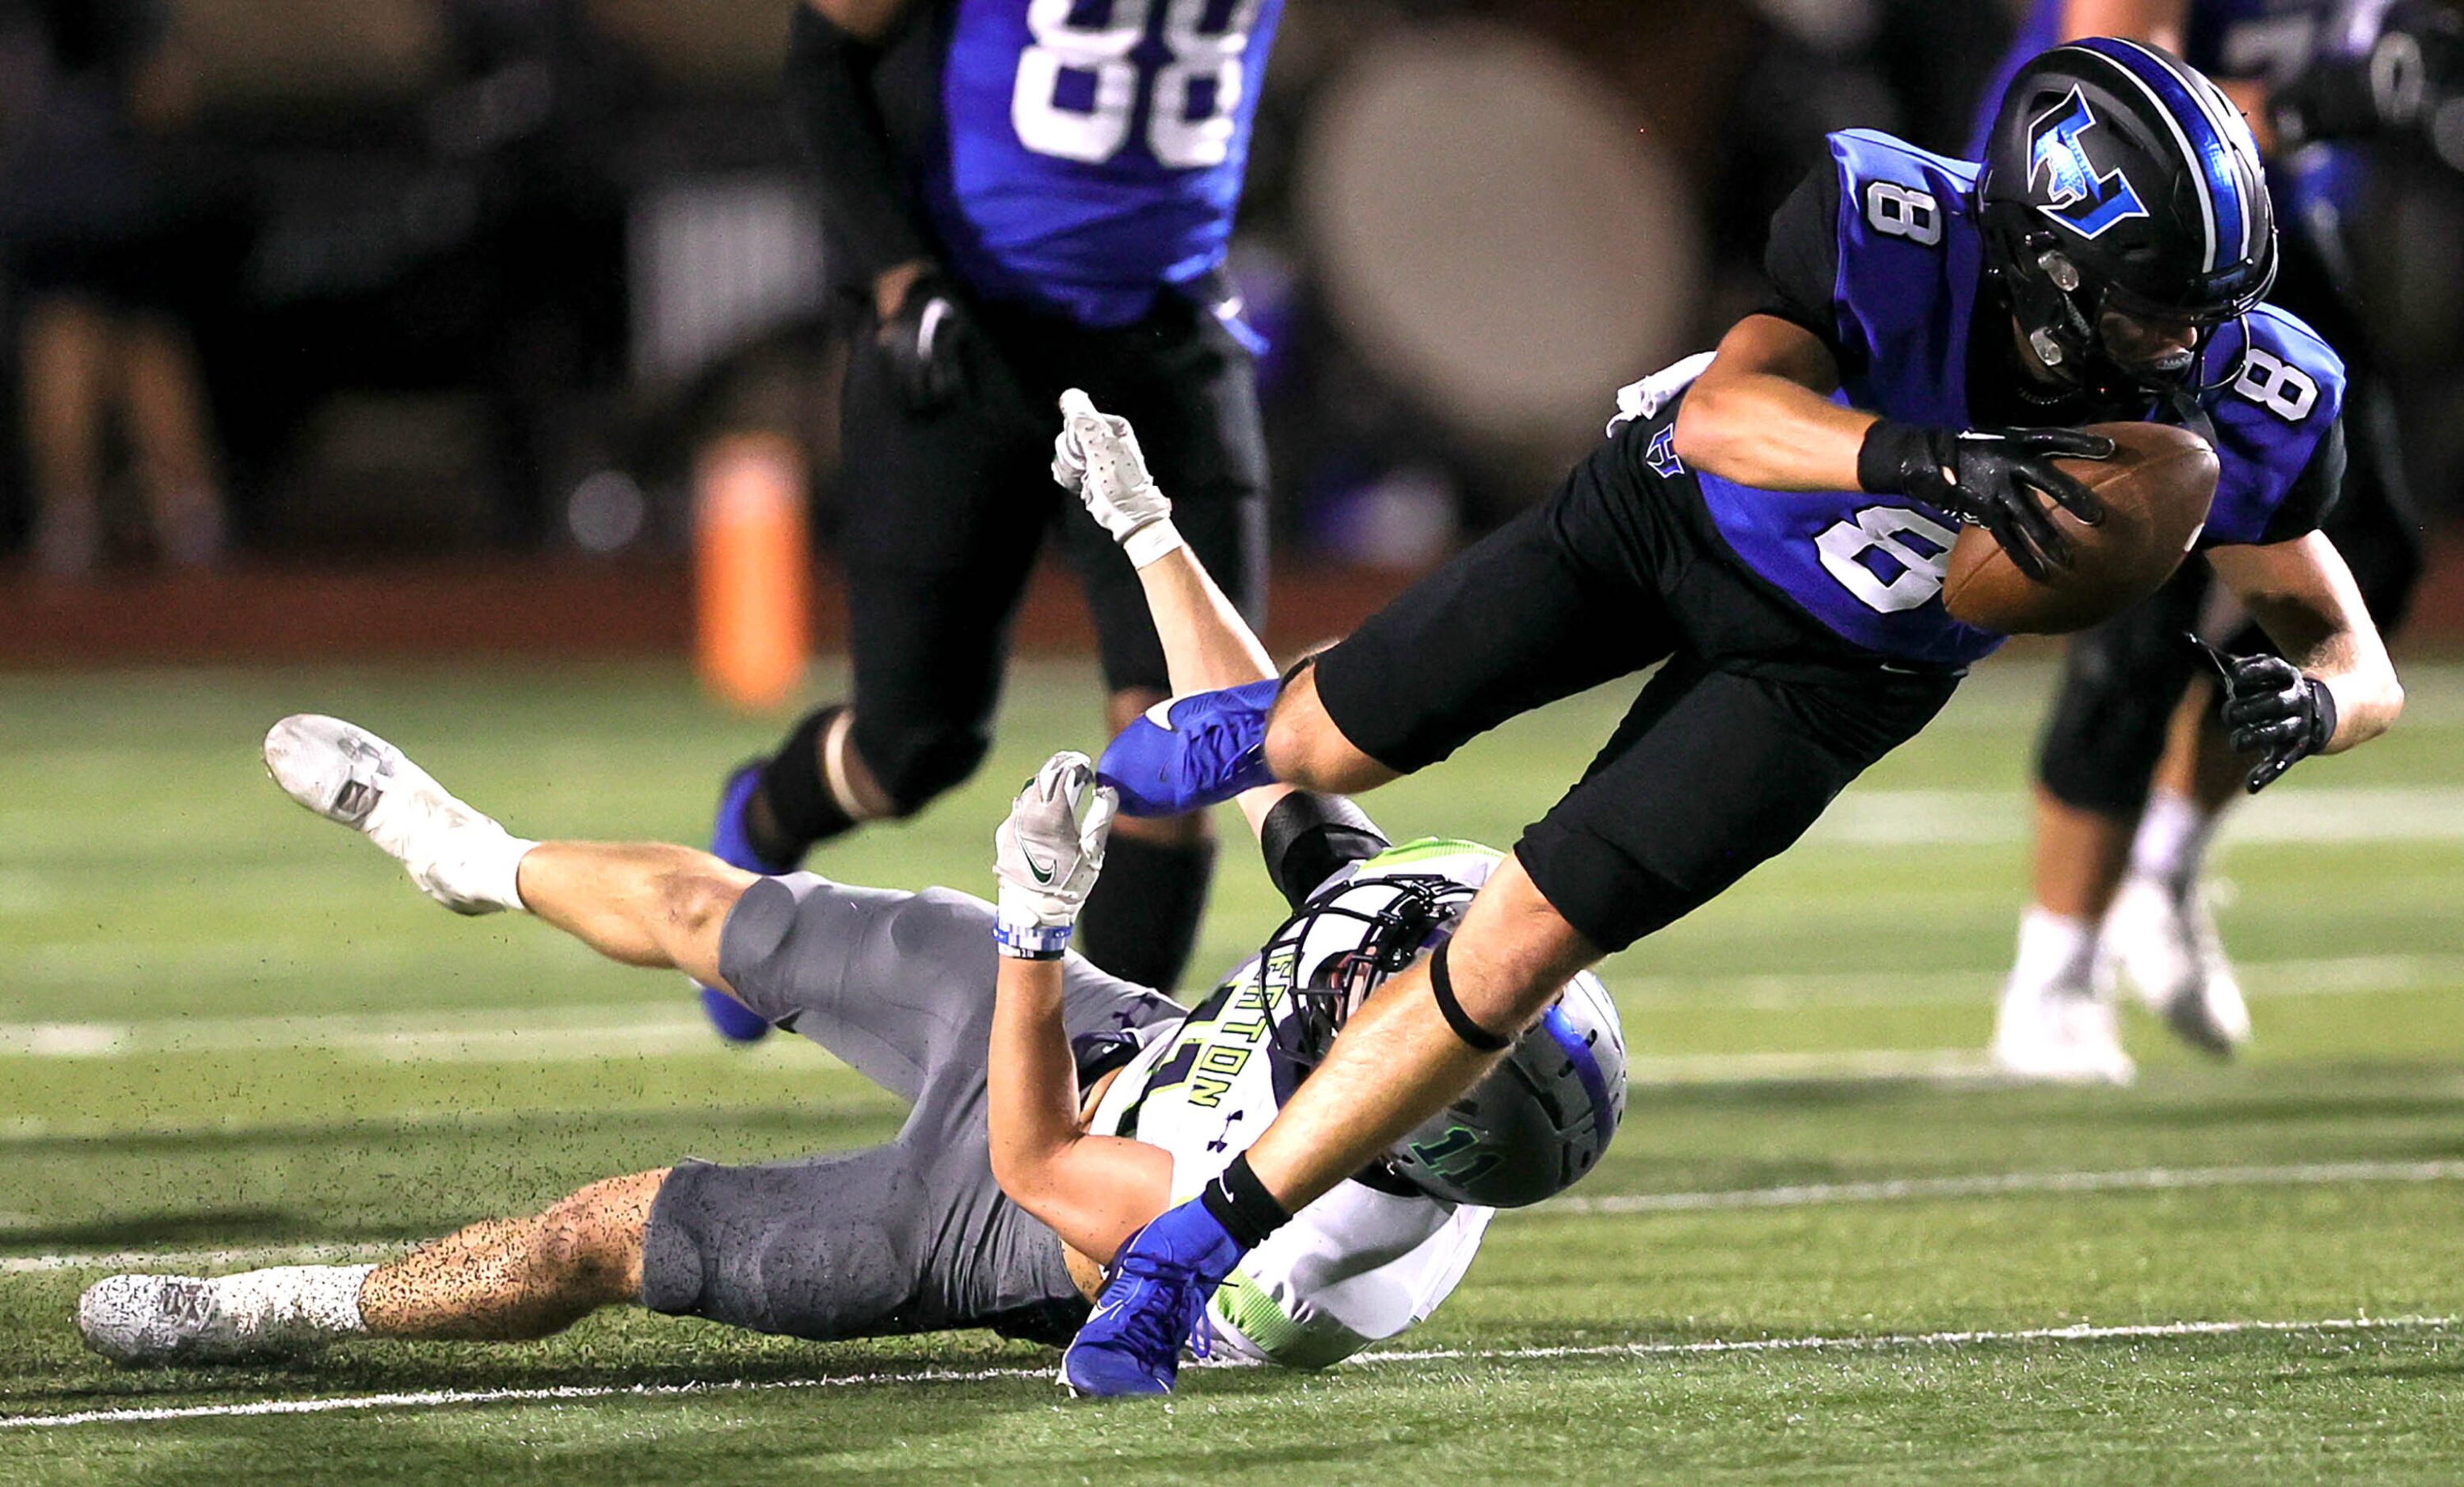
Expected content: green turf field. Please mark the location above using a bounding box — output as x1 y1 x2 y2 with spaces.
4 656 2462 1483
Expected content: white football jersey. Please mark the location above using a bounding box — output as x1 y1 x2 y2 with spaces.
1087 839 1503 1367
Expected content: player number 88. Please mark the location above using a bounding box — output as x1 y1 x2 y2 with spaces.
1014 0 1263 169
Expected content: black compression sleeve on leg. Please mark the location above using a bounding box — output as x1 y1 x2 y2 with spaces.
752 705 857 863
1199 1153 1293 1249
1258 792 1389 910
1429 941 1514 1053
1075 835 1217 991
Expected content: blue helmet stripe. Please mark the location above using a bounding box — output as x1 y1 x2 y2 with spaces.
2073 37 2246 276
1539 1004 1617 1145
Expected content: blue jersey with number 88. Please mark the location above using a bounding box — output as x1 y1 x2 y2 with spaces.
925 0 1284 326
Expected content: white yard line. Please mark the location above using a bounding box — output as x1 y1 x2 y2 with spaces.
1538 1158 2464 1215
1813 785 2464 846
2 1314 2448 1431
1 1242 407 1276
10 951 2458 1066
14 1157 2464 1275
0 1003 832 1067
1619 1048 2003 1083
1614 952 2464 1010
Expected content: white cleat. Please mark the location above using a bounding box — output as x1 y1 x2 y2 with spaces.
78 1275 301 1366
263 714 525 915
2103 874 2250 1058
1990 976 2136 1086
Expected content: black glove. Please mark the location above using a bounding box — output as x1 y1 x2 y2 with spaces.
1857 422 2113 583
878 272 970 414
2210 648 2340 794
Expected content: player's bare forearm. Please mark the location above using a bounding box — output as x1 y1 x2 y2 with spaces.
2051 2 2280 154
1137 546 1276 695
1132 545 1304 835
1671 315 1872 490
986 954 1172 1261
806 0 917 44
2210 534 2404 751
1244 856 1598 1211
2055 0 2187 52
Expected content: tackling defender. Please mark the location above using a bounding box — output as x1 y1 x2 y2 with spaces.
1055 41 2404 1394
1979 0 2445 1082
688 0 1286 1045
77 403 1621 1375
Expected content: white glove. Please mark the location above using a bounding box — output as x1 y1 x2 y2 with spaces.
1053 389 1184 569
992 751 1118 959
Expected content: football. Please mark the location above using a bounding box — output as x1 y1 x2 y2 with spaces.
1940 421 2220 635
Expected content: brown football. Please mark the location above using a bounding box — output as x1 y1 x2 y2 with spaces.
1941 421 2219 636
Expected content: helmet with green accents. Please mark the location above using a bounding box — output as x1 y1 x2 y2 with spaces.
1262 860 1627 1208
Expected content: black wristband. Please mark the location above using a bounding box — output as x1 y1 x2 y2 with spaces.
1428 941 1514 1054
1857 419 1923 495
1199 1153 1293 1250
2307 677 2339 754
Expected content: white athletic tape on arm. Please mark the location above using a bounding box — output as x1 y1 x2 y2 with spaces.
1123 519 1188 570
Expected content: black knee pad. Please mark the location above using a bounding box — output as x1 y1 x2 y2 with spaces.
2034 603 2206 817
851 714 992 817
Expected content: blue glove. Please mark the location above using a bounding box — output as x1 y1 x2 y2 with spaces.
1097 679 1281 817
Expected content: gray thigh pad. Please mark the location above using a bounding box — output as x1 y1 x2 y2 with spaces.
718 874 1180 1106
639 1143 1087 1345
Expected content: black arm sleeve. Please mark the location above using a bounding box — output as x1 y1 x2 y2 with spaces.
2259 417 2348 546
783 3 931 286
1259 793 1390 911
1758 159 1847 355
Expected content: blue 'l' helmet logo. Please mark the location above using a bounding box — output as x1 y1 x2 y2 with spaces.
2027 87 2149 239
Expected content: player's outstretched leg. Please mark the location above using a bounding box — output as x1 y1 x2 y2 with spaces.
265 715 751 992
263 714 533 915
695 704 889 1040
2099 696 2250 1056
78 1172 663 1364
699 759 788 1040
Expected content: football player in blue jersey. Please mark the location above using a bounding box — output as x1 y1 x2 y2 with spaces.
1052 40 2407 1395
1978 0 2453 1082
690 0 1284 1041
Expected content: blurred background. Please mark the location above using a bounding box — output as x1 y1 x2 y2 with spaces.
2 0 2458 664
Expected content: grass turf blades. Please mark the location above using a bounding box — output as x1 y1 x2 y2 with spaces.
2 658 2462 1481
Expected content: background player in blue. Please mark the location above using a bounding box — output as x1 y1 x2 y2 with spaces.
1056 40 2407 1394
1977 1 2454 1082
691 0 1284 1040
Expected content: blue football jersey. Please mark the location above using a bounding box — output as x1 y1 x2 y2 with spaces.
924 0 1283 327
1968 0 2364 218
1686 129 2346 669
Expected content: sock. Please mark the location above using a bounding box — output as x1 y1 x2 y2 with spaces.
1075 835 1217 990
2127 787 2218 895
749 706 859 864
1198 1154 1292 1250
210 1264 374 1346
2009 907 2097 1001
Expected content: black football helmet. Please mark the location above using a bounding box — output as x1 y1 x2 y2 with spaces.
1979 37 2278 397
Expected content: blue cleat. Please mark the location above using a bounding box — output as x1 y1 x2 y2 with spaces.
1061 1198 1245 1397
1095 679 1281 817
697 763 790 1044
